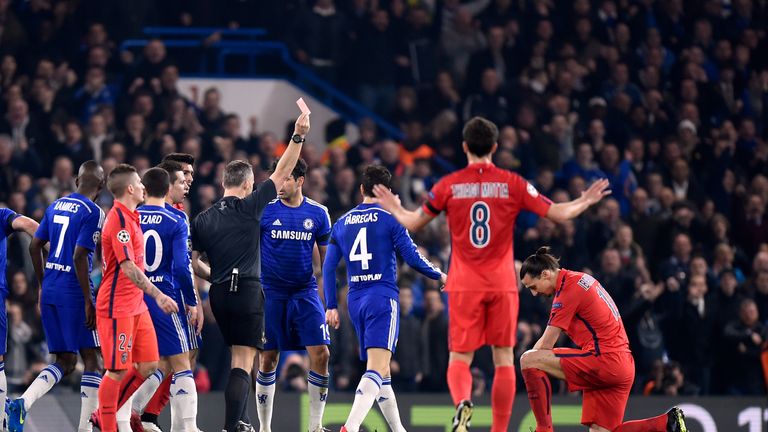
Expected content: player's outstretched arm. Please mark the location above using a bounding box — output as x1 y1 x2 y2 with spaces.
73 245 97 329
322 241 342 329
372 184 435 231
269 111 310 190
546 178 611 223
532 325 563 351
12 214 39 237
120 260 179 314
392 224 444 281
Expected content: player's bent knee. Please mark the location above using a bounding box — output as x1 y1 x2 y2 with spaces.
309 345 330 364
56 353 78 375
259 350 279 372
168 353 191 373
449 351 474 364
519 350 540 370
136 361 159 378
231 345 257 371
491 346 515 367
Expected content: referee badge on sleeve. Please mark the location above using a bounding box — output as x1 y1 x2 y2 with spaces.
117 230 131 243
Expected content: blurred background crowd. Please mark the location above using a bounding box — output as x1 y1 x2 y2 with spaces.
1 0 768 399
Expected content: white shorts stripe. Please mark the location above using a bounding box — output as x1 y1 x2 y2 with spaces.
171 313 189 353
387 298 397 351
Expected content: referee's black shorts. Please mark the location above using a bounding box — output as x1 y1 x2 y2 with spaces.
209 278 265 349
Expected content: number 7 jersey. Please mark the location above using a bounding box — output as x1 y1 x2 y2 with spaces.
423 162 552 292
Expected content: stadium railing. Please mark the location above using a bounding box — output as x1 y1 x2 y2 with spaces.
119 27 404 140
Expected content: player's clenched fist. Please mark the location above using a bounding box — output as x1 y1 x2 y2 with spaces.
156 292 179 314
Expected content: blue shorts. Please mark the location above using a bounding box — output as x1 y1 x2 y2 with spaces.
0 298 6 355
264 291 330 351
146 294 192 357
348 294 400 360
41 303 99 353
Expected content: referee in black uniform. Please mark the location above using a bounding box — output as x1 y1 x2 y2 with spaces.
191 111 310 432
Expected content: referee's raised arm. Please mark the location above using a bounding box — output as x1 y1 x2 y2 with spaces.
189 109 311 432
270 112 310 190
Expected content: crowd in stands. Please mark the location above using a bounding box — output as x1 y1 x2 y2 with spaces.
1 0 768 397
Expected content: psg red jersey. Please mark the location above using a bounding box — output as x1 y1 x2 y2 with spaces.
423 162 552 292
96 200 148 318
549 269 631 354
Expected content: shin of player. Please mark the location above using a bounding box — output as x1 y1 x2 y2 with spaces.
132 166 199 432
257 159 331 432
519 248 687 432
7 161 104 432
323 166 447 432
0 209 39 429
93 165 178 432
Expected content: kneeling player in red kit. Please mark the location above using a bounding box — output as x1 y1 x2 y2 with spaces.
518 247 687 432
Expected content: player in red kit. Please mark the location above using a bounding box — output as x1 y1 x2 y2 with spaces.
519 247 688 432
92 164 178 432
374 117 610 432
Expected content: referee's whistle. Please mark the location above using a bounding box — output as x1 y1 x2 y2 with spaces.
230 268 239 292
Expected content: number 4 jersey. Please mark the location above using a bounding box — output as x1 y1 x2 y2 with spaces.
323 203 442 308
423 162 552 293
35 192 105 306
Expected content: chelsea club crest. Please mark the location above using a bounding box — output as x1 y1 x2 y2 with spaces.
303 218 314 230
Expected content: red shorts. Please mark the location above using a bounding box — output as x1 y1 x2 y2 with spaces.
555 348 635 430
447 291 518 352
97 311 159 370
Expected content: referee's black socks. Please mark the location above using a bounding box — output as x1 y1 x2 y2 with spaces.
224 367 252 431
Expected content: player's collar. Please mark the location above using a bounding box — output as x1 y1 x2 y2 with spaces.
113 200 139 220
468 161 495 170
556 269 567 290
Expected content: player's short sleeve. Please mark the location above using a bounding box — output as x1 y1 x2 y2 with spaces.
422 178 450 216
0 208 19 236
108 213 134 264
35 211 50 241
76 209 103 251
316 205 332 246
548 279 582 331
243 179 278 219
513 175 552 217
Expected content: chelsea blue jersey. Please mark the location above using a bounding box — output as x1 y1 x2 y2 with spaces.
35 193 104 306
322 203 441 308
260 197 331 296
165 203 196 306
138 204 195 305
0 208 20 296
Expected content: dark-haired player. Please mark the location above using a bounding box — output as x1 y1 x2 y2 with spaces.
8 161 105 432
374 117 610 431
255 158 332 432
323 165 447 432
519 247 687 432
